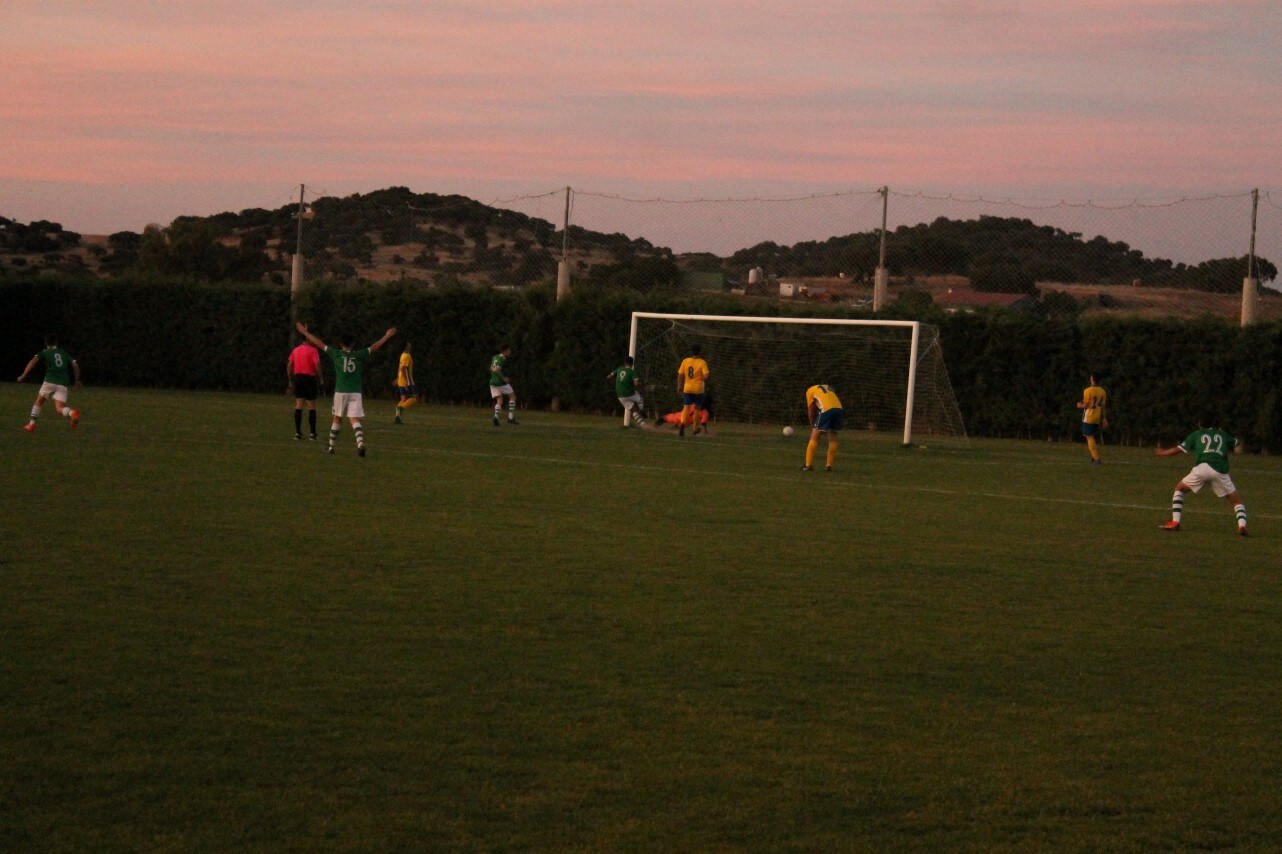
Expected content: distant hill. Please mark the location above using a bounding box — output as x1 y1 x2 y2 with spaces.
730 215 1276 294
0 187 681 289
2 189 1274 303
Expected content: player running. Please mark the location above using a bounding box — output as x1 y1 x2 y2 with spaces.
801 384 843 471
394 342 418 424
489 345 518 426
1077 374 1108 464
1155 426 1249 536
608 356 647 428
18 334 81 431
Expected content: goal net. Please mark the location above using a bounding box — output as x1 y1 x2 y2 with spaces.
629 312 966 444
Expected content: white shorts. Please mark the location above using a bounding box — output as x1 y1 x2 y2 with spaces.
618 393 644 410
332 392 365 419
490 384 514 398
38 382 68 403
1183 463 1237 497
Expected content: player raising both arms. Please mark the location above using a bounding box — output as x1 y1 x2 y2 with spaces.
802 384 843 471
295 322 396 457
676 344 709 438
18 333 81 431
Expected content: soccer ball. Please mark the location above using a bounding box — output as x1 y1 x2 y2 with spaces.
782 426 795 437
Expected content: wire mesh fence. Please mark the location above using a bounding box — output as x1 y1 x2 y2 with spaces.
281 185 1280 323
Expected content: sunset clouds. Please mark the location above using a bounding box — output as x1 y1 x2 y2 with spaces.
1 0 1278 235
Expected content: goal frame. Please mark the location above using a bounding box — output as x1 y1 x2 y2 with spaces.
628 312 924 445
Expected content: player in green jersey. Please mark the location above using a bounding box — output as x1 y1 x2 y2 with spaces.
296 322 396 457
488 345 518 426
17 333 81 431
607 356 647 428
1155 426 1248 536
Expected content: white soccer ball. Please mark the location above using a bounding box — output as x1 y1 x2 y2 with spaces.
782 426 795 437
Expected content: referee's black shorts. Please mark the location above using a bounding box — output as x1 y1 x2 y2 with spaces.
292 374 319 401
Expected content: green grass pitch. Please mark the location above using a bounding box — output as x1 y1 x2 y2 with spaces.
2 385 1280 851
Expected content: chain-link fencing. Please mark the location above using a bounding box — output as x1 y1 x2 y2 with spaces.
279 185 1280 322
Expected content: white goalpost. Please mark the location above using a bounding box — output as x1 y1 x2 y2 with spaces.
627 312 966 445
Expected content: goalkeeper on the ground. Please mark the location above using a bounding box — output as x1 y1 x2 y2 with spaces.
802 384 844 472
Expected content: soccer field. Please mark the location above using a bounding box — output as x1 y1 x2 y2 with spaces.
3 385 1280 851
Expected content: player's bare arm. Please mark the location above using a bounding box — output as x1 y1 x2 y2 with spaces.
295 322 327 350
17 354 40 381
1155 445 1183 458
369 327 397 352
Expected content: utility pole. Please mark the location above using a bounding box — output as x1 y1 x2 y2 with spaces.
291 184 307 309
873 186 889 311
1241 188 1260 327
556 186 571 301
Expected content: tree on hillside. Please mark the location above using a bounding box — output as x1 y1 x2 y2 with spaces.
134 219 270 282
0 218 79 253
99 231 142 273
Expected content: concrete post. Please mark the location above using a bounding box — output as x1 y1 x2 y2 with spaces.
873 267 888 311
557 260 570 300
1241 277 1258 326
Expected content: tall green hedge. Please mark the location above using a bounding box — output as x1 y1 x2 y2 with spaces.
1 276 291 392
4 276 1280 451
937 313 1282 449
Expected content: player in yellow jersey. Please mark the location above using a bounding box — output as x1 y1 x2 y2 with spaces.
802 384 843 471
393 342 417 424
675 344 710 438
1077 374 1108 464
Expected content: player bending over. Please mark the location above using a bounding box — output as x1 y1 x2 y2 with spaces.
802 384 843 471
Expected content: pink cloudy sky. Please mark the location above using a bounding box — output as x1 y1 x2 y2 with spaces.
2 0 1279 258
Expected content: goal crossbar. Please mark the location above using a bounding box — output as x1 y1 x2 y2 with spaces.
629 312 929 445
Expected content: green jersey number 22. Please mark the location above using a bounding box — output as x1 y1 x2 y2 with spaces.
1199 433 1226 455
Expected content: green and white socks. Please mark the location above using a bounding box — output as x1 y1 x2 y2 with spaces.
1171 492 1248 532
328 423 364 452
